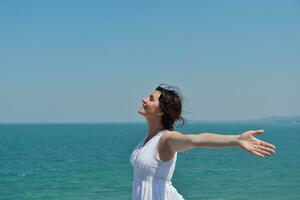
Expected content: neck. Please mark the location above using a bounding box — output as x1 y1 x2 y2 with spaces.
146 118 165 138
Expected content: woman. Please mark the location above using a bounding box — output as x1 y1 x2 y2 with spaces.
130 84 276 200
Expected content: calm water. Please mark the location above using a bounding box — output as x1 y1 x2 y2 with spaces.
0 122 299 200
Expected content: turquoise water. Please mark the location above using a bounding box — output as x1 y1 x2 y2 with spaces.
0 122 299 200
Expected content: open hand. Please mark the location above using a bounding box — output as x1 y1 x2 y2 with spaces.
237 129 276 157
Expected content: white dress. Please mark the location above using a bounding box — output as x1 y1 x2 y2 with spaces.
130 130 185 200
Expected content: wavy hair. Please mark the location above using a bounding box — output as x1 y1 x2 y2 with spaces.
155 83 185 131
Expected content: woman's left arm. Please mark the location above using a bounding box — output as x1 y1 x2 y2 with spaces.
165 129 276 157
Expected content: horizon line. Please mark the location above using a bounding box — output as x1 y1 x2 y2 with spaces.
1 115 300 125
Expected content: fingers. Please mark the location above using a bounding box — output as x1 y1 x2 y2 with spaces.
252 150 265 157
252 144 276 157
258 145 276 155
255 147 272 156
261 141 276 150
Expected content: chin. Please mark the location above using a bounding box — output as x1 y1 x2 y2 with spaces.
138 109 144 115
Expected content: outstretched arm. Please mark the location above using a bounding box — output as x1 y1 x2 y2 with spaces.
164 129 276 158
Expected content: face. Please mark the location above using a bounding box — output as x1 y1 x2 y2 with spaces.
138 90 163 119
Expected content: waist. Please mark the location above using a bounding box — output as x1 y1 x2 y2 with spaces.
134 167 171 182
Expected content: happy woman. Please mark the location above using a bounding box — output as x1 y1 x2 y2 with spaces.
130 84 276 200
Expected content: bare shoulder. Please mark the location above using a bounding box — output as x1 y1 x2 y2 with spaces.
160 130 178 143
160 130 195 153
160 130 193 153
157 130 180 153
161 130 189 141
159 130 173 148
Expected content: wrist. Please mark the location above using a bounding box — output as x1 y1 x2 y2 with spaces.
225 134 240 146
235 134 241 146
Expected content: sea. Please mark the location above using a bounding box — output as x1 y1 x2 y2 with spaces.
0 122 299 200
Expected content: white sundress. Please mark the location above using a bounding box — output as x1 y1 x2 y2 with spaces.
130 129 185 200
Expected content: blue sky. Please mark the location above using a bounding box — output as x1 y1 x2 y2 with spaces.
1 1 299 123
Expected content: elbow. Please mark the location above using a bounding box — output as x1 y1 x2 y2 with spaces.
190 133 209 147
189 134 199 147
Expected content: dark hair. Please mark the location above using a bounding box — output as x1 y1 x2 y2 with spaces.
155 83 185 131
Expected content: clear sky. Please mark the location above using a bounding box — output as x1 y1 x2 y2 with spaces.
1 1 299 123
